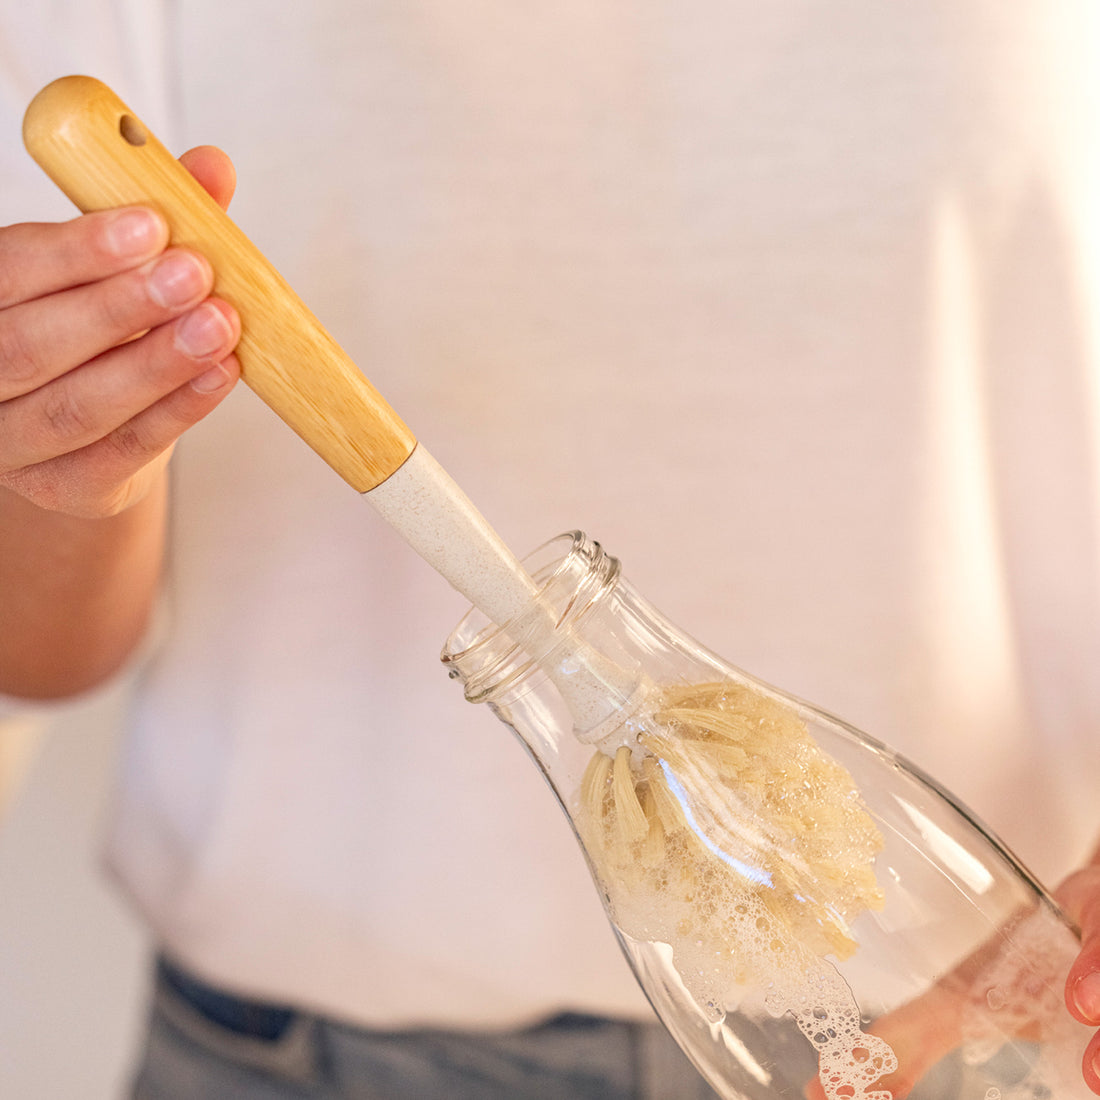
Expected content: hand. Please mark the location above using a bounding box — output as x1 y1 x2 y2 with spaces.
0 146 241 518
1058 864 1100 1094
805 898 1082 1099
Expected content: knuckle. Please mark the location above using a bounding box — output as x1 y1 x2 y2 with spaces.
0 224 39 309
0 317 43 391
0 259 23 311
97 275 150 337
107 419 153 463
39 384 95 441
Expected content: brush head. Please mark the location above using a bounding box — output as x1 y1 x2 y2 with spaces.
576 679 885 1016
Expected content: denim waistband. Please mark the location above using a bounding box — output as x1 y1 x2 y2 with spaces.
143 956 723 1098
157 957 297 1042
157 957 628 1045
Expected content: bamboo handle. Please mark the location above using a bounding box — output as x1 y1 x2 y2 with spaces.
23 75 416 492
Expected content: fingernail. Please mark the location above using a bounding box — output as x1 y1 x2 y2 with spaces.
105 208 165 259
1074 973 1100 1023
191 361 233 394
148 251 210 309
175 302 232 358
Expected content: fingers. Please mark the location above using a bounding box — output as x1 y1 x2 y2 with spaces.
1083 1033 1100 1097
1068 934 1100 1028
0 146 242 518
179 145 237 210
1056 867 1100 1095
0 209 242 517
0 145 235 399
6 350 241 517
0 206 167 309
0 297 240 470
1058 867 1100 1021
0 244 216 401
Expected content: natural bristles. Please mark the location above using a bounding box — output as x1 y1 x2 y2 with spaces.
575 680 885 1015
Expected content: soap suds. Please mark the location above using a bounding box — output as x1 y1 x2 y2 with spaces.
576 679 893 1098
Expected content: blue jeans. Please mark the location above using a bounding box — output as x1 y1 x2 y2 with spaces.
129 958 720 1099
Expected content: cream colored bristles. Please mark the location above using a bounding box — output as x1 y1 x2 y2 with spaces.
612 746 650 844
580 750 612 817
574 679 886 1010
641 755 690 837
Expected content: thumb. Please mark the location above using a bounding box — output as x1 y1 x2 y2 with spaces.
178 145 236 212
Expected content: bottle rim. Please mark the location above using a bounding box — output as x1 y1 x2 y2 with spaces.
440 530 621 703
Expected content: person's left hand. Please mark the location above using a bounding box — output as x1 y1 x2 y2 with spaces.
1057 863 1100 1095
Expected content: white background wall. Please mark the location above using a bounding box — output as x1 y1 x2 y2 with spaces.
0 685 151 1099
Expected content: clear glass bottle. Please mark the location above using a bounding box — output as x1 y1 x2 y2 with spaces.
441 532 1093 1100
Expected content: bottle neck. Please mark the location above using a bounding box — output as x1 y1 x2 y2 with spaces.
442 531 625 703
442 531 658 768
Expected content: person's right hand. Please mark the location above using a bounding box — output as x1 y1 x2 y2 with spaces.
0 146 241 519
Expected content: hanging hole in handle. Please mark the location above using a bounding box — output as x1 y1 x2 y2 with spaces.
119 114 147 147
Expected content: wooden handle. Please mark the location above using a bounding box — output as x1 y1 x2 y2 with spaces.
23 75 416 492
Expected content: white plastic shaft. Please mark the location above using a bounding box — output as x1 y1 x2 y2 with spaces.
365 445 541 627
366 445 643 740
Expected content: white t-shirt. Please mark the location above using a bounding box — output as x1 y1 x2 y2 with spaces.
5 0 1100 1030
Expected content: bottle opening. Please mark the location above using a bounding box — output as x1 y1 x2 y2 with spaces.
441 531 620 704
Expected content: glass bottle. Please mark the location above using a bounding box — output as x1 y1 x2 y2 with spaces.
441 531 1093 1100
